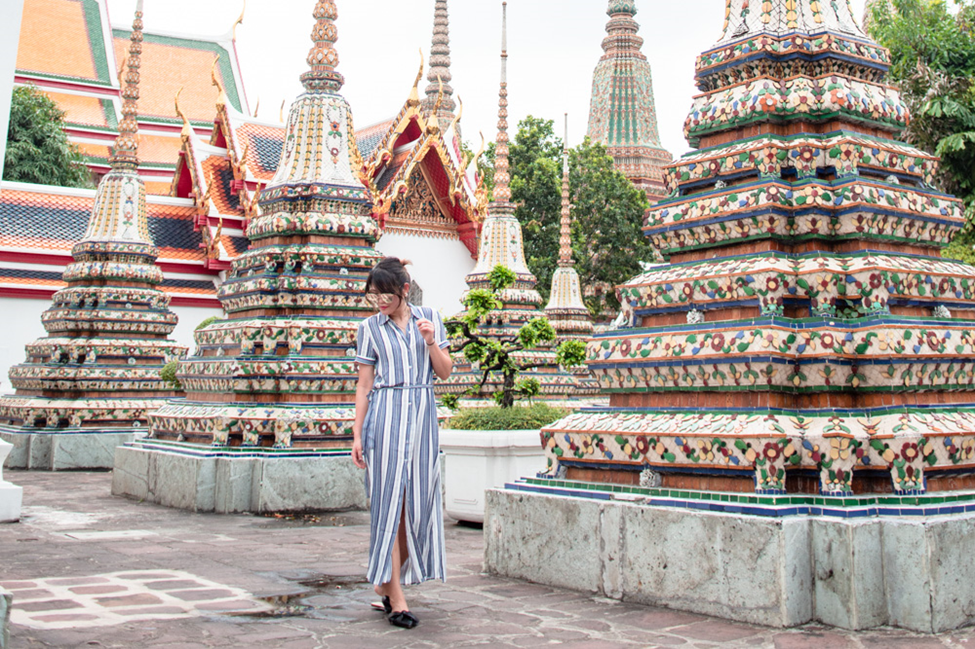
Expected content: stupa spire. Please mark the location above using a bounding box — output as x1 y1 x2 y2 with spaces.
558 113 572 268
492 1 511 205
109 0 144 170
586 0 672 201
544 115 592 341
300 0 344 93
422 0 457 133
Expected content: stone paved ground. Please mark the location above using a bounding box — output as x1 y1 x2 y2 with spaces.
3 472 975 648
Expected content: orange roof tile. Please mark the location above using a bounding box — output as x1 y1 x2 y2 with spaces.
112 33 239 123
45 91 110 127
16 0 105 83
137 133 182 166
201 156 244 217
144 181 172 196
236 122 284 182
74 141 111 161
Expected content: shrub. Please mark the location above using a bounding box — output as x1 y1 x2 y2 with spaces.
446 403 569 431
196 316 221 331
160 360 182 390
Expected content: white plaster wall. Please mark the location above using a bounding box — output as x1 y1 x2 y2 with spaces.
0 297 51 394
375 232 476 317
0 0 26 185
0 297 222 393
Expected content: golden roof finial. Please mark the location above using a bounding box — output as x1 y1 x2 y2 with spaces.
279 99 286 123
210 55 228 109
253 96 260 118
447 96 463 137
427 76 444 134
175 87 193 138
232 0 246 41
408 49 424 108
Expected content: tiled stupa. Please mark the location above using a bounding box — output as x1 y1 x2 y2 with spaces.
486 0 975 633
586 0 672 201
545 116 594 343
438 3 580 407
545 0 971 496
113 0 382 512
0 2 188 470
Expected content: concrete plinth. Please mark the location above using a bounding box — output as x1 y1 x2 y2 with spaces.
0 439 22 523
0 428 143 470
112 440 367 513
0 586 10 649
484 488 975 633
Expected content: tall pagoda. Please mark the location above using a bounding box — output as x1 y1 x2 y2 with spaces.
438 3 579 406
113 0 383 512
421 0 458 135
545 115 594 342
487 0 975 633
586 0 672 202
0 1 188 470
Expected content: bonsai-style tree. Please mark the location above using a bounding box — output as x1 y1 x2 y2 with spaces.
443 265 587 409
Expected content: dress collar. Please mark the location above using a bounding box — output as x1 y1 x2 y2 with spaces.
377 304 422 326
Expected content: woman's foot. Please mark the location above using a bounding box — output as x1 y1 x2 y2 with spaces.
388 610 419 629
370 586 392 614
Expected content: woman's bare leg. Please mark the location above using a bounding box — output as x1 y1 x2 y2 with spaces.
379 503 410 611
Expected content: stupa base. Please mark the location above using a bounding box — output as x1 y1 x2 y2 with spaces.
112 439 367 514
0 427 145 470
485 480 975 633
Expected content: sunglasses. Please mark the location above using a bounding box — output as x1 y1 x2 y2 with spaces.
365 292 399 306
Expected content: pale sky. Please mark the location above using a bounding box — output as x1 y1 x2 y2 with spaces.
105 0 868 159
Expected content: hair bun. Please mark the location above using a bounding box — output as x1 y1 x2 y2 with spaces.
399 258 412 267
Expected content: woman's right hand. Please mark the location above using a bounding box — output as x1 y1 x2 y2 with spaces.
352 438 366 469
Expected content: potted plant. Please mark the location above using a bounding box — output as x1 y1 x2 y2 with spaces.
439 265 586 523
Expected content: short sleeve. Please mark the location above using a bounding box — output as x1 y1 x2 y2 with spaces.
434 310 450 349
355 320 377 365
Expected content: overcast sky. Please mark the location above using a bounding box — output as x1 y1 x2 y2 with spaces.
105 0 868 159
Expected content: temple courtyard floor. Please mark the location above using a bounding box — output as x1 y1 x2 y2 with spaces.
3 472 975 648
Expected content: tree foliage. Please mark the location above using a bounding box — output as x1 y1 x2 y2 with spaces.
4 85 93 189
869 0 975 261
480 117 651 318
443 265 586 409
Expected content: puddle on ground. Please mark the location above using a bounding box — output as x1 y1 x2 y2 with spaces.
21 506 115 530
226 572 371 622
255 512 364 528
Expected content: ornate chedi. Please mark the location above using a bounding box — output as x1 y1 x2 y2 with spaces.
544 0 972 496
586 0 672 202
545 116 594 342
141 0 381 451
486 0 975 632
438 3 579 406
421 0 458 135
0 2 188 469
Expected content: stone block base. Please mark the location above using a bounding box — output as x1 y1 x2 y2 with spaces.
0 428 143 470
484 488 975 633
0 483 21 524
112 440 367 513
0 586 10 649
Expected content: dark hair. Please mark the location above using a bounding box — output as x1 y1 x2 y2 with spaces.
365 257 412 296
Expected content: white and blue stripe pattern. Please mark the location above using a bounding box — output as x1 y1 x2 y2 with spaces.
356 305 449 586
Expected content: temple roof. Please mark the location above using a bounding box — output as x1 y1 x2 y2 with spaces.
14 0 250 193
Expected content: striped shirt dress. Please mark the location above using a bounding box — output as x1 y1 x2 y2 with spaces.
355 305 449 586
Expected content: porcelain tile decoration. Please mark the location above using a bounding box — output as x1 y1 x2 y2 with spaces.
0 3 188 469
586 0 673 201
139 0 383 456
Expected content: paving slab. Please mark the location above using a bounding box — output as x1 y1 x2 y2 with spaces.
1 470 973 648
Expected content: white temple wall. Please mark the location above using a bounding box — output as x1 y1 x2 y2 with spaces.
375 232 476 317
0 297 222 393
0 0 26 185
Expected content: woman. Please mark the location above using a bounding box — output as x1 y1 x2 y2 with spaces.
352 257 453 630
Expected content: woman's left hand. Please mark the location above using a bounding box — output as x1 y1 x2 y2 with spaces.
417 318 437 346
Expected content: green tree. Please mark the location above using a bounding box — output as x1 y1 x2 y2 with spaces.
869 0 975 261
569 138 651 317
480 118 651 316
4 85 92 189
444 265 586 409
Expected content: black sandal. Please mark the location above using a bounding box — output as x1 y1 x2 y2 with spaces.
388 610 419 629
370 596 392 614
